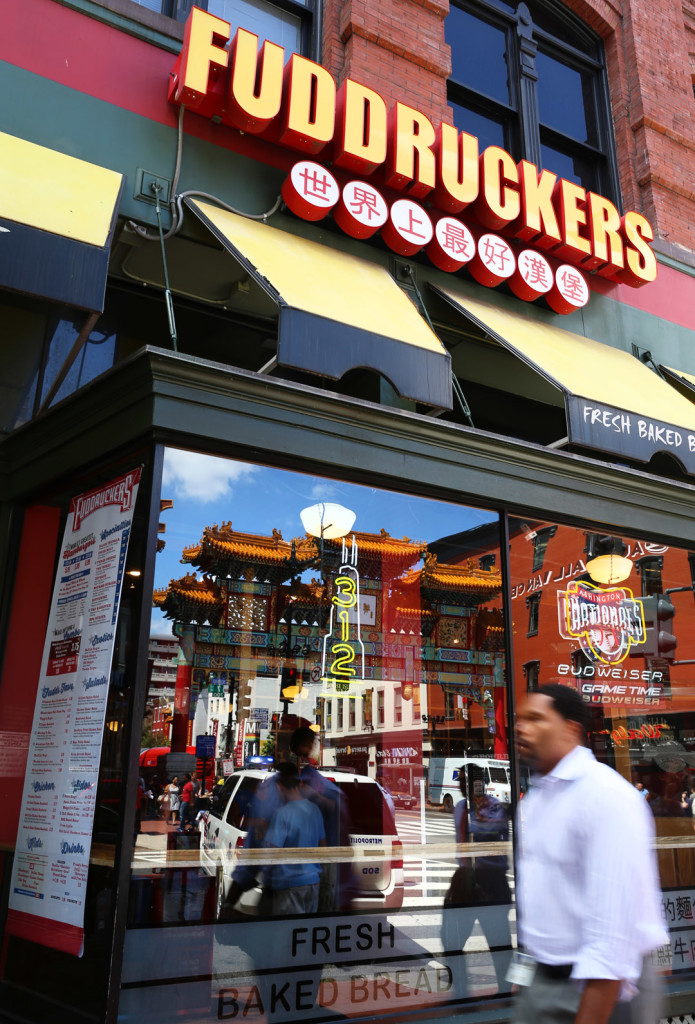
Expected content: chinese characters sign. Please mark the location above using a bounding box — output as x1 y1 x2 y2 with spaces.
169 8 658 293
282 161 590 313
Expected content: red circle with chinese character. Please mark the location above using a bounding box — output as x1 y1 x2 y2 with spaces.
509 249 554 302
546 264 590 315
333 181 388 239
282 161 340 222
381 199 433 256
468 233 516 287
426 216 476 272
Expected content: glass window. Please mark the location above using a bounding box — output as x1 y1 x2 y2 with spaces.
119 450 512 1023
637 556 665 597
536 50 597 145
510 515 695 983
532 525 557 571
447 1 616 202
209 0 302 50
377 688 385 727
450 100 508 151
128 0 314 55
526 592 541 635
447 7 511 104
539 141 599 191
523 659 540 691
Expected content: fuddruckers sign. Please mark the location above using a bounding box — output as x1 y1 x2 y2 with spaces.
169 8 656 315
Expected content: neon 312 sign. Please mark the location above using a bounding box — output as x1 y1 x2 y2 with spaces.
320 537 365 698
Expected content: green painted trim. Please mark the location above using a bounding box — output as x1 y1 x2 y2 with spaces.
3 348 695 548
56 0 182 53
656 248 695 278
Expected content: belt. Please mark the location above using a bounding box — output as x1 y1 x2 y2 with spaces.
537 962 573 980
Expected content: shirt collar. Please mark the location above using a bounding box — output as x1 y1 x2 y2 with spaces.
532 744 594 788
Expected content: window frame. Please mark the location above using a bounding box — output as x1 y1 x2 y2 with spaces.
446 0 620 206
163 0 318 57
526 591 541 636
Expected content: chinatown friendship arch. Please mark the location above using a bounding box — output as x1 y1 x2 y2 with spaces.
153 520 506 766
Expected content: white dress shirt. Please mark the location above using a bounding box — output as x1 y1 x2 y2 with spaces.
517 744 668 995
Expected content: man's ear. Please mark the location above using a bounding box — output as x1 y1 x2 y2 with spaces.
568 719 586 746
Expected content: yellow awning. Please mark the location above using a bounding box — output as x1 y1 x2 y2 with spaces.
432 285 695 474
0 132 123 311
185 199 452 409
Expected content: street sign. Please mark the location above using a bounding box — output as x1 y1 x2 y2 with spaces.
195 734 216 759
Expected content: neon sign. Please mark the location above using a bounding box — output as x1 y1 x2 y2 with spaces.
557 579 646 665
320 537 365 698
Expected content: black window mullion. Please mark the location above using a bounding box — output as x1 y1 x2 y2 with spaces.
539 124 605 158
447 0 620 202
516 7 542 168
532 28 603 69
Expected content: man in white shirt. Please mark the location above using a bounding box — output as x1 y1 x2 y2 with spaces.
514 684 669 1024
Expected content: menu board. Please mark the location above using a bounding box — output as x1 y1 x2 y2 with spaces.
6 468 141 956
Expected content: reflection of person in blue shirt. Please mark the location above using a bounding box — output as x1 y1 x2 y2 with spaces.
264 762 326 915
467 779 511 901
227 723 342 911
291 726 356 911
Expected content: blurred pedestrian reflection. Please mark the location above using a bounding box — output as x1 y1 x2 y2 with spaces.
441 767 512 998
264 761 326 915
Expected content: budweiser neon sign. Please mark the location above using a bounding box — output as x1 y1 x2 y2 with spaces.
169 8 657 314
557 579 646 665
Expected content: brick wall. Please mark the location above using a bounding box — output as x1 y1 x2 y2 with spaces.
323 0 695 260
323 0 452 129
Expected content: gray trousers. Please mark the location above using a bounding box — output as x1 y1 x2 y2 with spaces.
513 957 663 1024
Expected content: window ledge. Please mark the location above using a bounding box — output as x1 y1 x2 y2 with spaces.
57 0 184 52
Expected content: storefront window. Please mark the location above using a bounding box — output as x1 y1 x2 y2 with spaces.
120 448 512 1023
509 515 695 979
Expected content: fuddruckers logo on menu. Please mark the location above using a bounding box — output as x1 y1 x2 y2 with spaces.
169 9 658 315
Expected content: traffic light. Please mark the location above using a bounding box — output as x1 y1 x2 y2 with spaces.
637 593 677 660
280 666 300 703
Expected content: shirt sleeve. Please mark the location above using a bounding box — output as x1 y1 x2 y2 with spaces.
571 782 666 987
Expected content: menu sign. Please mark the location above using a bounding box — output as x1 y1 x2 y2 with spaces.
6 469 141 957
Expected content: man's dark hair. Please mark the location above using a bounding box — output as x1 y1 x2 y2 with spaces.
275 761 301 790
538 684 590 737
290 726 317 754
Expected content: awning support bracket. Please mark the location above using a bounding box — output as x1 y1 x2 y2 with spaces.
258 356 278 375
153 182 178 352
400 266 474 426
632 343 666 380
